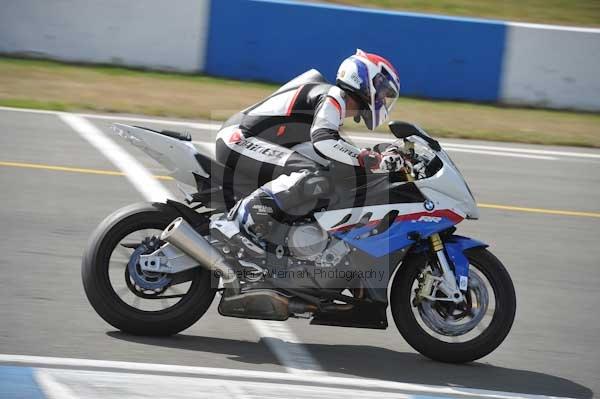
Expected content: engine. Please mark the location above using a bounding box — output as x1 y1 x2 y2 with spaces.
287 223 328 259
210 218 351 278
287 222 350 268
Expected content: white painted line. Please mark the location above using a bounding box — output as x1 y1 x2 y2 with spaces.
59 113 322 375
344 133 600 159
77 112 219 131
0 354 568 399
0 105 219 131
444 147 558 160
34 369 79 399
190 140 558 161
250 320 323 375
58 113 174 202
344 134 394 144
1 106 598 160
223 382 254 399
35 367 410 399
441 142 600 159
0 106 64 116
346 135 559 160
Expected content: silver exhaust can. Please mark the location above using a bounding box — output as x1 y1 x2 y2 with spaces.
161 217 238 289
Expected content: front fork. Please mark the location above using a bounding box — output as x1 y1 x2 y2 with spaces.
421 233 466 303
403 169 466 303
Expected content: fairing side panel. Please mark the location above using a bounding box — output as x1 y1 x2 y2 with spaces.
418 187 470 222
315 187 467 258
333 210 462 257
315 203 431 231
415 152 479 219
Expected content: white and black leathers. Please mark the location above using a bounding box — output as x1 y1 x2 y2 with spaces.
216 69 365 180
215 70 371 238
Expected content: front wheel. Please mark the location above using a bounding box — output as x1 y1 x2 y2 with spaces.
391 247 516 363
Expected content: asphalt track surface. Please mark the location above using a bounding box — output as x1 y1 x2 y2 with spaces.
0 107 599 398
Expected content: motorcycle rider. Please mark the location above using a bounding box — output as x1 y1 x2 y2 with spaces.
215 49 401 241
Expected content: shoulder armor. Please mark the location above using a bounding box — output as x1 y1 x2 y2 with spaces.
326 86 347 120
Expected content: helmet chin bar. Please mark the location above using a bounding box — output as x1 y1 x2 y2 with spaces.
337 85 380 131
361 109 375 130
351 94 375 130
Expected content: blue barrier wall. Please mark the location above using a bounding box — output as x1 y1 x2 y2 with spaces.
206 0 507 102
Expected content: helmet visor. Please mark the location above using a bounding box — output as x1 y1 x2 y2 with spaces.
372 71 399 114
370 71 399 129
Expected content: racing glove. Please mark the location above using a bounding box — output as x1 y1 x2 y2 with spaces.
357 148 382 171
378 146 404 172
358 147 404 173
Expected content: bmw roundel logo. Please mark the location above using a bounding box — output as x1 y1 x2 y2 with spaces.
424 200 435 211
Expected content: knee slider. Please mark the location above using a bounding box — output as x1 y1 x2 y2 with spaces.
302 176 330 199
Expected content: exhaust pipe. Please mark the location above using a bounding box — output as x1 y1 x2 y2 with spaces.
160 218 331 321
160 217 239 293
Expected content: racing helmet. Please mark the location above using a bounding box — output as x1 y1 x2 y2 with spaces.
336 49 400 130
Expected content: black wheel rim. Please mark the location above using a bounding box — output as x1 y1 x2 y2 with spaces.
106 226 197 314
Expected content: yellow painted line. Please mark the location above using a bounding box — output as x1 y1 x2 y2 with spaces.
2 160 599 219
478 203 600 219
0 161 172 180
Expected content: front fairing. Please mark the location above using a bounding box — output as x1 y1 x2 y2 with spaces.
408 137 479 220
315 155 477 257
314 126 479 258
415 150 479 219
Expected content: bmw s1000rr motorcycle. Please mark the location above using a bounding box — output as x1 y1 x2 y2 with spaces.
82 121 516 363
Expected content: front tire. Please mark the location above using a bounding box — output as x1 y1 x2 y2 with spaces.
391 247 516 363
82 202 217 336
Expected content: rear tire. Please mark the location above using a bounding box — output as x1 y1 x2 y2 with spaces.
82 202 217 336
391 247 516 363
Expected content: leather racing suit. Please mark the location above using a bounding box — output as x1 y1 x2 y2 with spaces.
215 69 373 240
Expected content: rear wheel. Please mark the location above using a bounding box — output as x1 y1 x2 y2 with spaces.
391 247 516 363
82 203 217 336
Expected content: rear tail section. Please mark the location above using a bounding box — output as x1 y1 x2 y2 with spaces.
112 124 207 187
112 124 255 210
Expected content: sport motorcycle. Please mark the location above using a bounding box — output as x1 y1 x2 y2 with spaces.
82 120 516 363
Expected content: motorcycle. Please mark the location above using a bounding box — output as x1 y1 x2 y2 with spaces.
82 120 516 363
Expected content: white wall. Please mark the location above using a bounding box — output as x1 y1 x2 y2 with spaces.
0 0 210 72
501 23 600 111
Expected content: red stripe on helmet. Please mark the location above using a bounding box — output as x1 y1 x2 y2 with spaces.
363 52 399 78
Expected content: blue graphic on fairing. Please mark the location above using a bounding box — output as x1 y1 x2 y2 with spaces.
335 217 487 286
334 216 457 258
